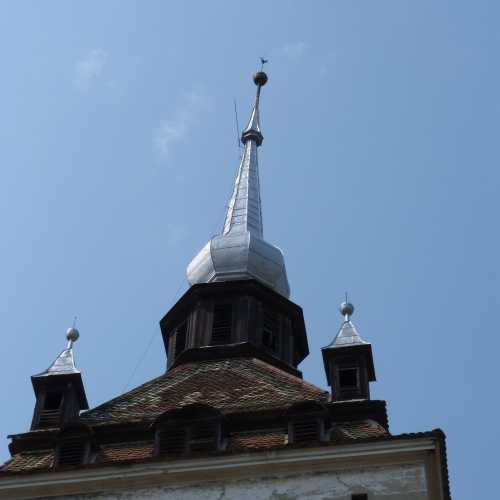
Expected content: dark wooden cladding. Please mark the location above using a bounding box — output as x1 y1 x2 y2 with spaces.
322 344 375 402
157 428 186 457
156 420 221 457
38 409 61 428
160 280 308 372
174 322 187 357
30 378 87 431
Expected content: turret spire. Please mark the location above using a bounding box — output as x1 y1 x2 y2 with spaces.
187 69 290 298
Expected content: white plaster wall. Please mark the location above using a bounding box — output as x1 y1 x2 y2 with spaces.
52 463 428 500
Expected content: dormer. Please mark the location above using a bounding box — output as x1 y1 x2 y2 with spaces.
54 423 96 469
286 401 330 444
154 404 225 458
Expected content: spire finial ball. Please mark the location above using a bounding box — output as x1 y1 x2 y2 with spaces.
66 327 79 343
253 71 268 87
339 302 354 318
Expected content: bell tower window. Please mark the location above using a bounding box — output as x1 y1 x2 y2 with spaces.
174 321 187 358
262 309 279 355
339 367 359 390
211 304 232 345
38 391 64 428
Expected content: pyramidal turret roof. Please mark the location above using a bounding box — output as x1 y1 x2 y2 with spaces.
32 327 81 378
323 302 370 349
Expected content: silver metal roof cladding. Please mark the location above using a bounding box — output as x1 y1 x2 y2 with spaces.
186 73 290 298
326 320 370 349
32 329 81 378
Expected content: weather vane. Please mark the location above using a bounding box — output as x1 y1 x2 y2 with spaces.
260 57 269 71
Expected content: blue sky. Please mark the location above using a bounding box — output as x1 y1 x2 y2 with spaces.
1 1 498 497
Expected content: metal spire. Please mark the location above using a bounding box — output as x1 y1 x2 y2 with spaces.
186 68 290 298
223 72 268 237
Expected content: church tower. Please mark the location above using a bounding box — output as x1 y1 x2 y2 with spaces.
0 69 450 500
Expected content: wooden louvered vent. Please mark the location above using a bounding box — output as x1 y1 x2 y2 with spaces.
38 409 60 428
157 427 187 456
38 392 63 428
57 438 87 467
262 309 279 354
189 421 217 453
292 418 321 443
211 304 232 345
174 322 187 358
157 421 219 457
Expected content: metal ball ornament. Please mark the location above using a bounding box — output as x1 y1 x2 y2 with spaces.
339 302 354 318
253 71 268 86
66 327 80 343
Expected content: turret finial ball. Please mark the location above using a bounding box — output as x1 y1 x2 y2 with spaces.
66 327 79 343
253 71 268 86
339 302 354 318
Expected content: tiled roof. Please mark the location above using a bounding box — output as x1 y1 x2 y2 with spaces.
228 430 287 451
0 357 392 476
100 442 153 463
334 420 388 441
80 357 328 425
1 451 53 473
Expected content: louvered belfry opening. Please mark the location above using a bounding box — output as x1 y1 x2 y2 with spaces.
262 308 279 355
174 321 187 358
38 391 63 428
160 281 309 372
211 304 232 345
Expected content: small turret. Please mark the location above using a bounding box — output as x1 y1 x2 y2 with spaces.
30 326 88 430
322 301 376 401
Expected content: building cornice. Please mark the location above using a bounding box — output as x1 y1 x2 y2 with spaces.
0 437 444 499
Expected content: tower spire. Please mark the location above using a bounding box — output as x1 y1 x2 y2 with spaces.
187 69 290 298
223 71 267 238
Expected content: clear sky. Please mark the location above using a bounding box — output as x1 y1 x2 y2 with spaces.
0 1 498 497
